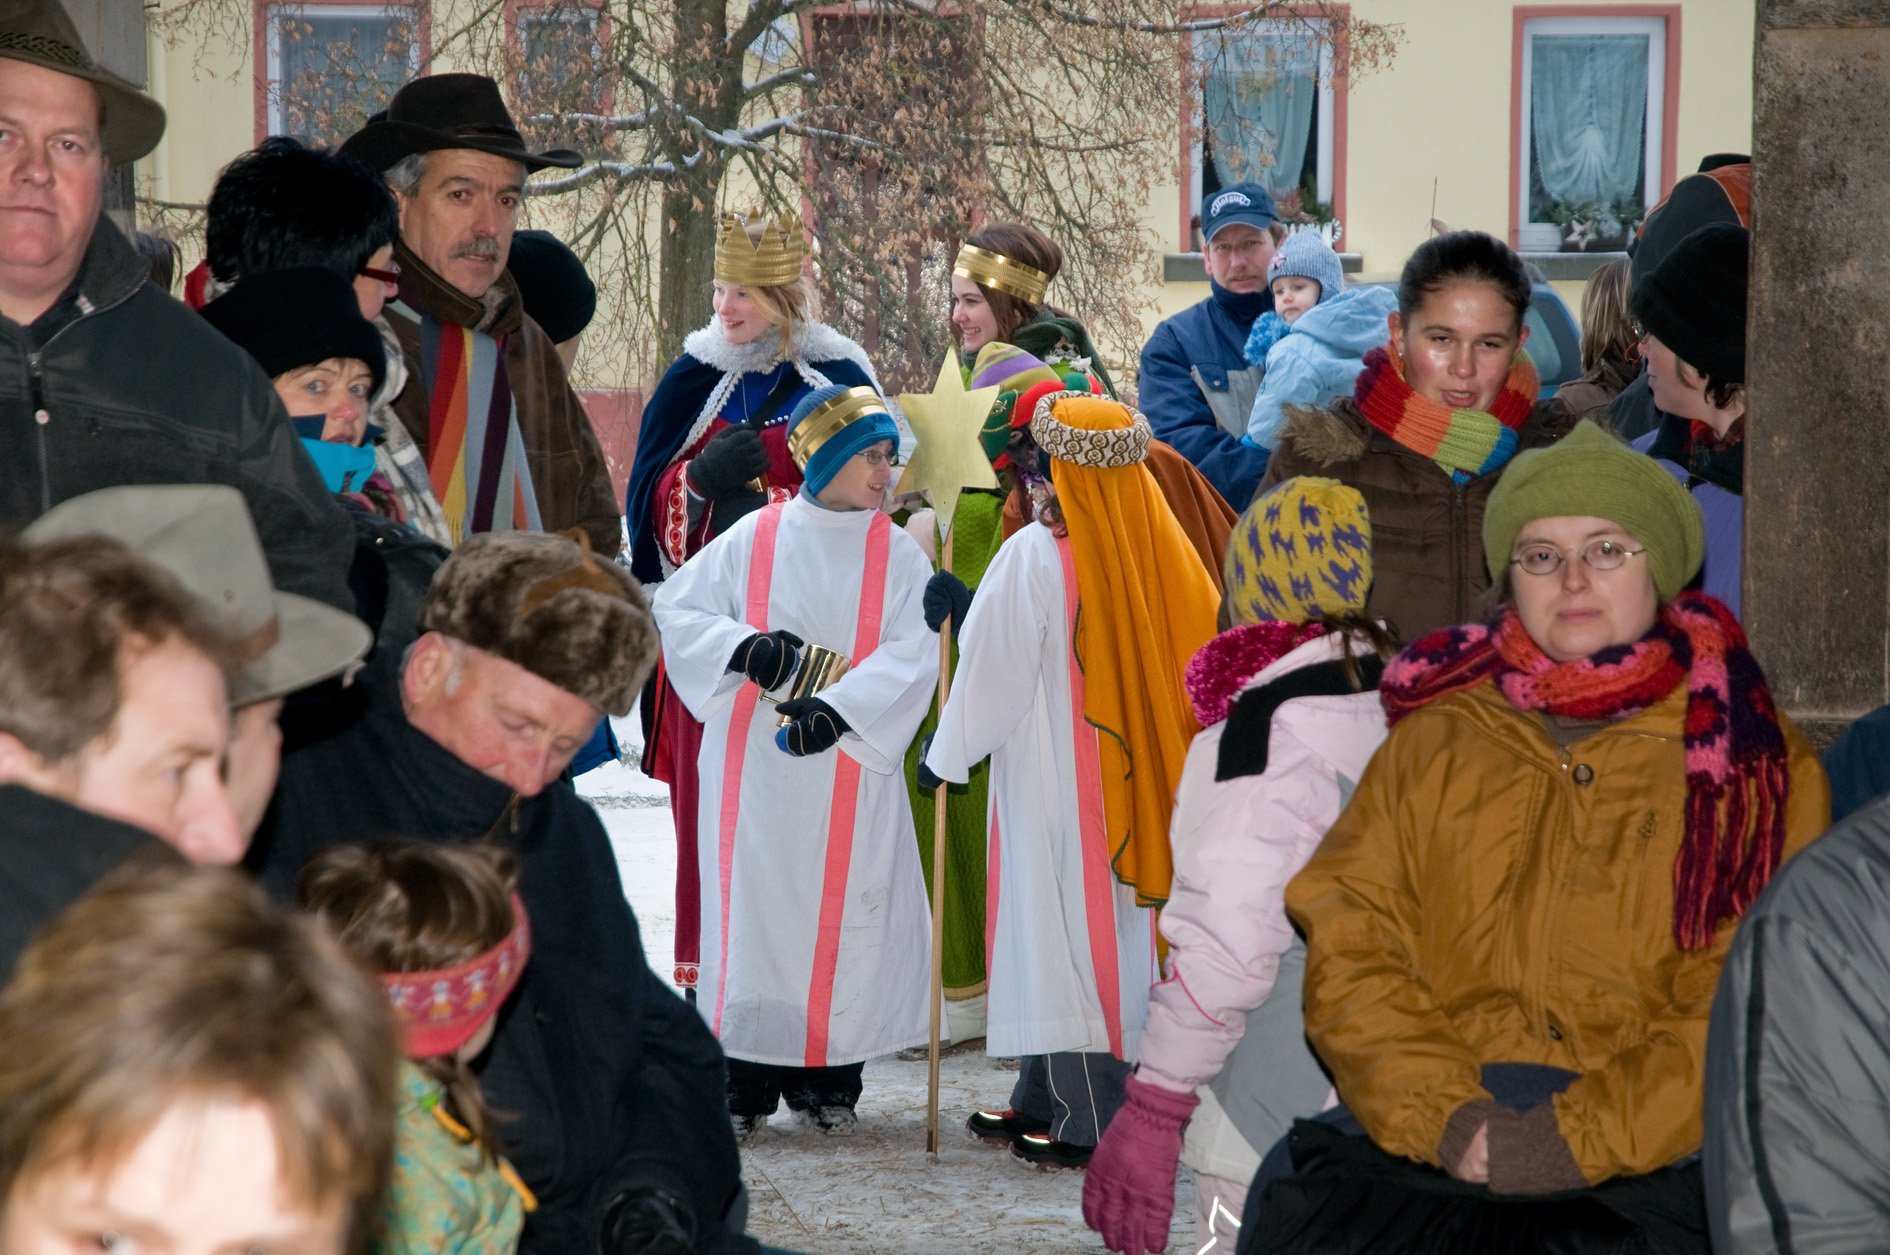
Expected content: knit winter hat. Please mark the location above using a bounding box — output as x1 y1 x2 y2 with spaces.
200 266 387 396
787 384 900 497
1225 477 1373 624
968 342 1062 464
507 229 597 344
1630 223 1749 385
420 530 658 716
1483 420 1706 601
1268 231 1344 305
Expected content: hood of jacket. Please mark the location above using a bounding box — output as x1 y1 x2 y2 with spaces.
1289 285 1399 356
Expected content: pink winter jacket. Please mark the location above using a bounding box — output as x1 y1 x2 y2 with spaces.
1138 633 1388 1110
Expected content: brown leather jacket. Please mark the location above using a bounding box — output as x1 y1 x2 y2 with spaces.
385 241 621 556
1257 398 1569 640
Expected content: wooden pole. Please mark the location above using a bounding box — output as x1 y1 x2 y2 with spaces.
925 529 955 1158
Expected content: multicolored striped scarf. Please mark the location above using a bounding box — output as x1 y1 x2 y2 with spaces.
1353 345 1539 484
1380 592 1790 951
414 313 543 542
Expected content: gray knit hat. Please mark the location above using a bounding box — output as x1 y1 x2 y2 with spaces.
419 531 657 716
1483 421 1705 602
1268 231 1345 305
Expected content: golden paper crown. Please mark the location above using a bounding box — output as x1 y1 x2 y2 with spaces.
715 210 806 288
953 244 1051 305
788 387 892 468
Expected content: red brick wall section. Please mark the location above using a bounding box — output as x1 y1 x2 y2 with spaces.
577 387 644 502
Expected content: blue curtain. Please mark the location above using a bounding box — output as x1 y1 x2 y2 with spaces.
1530 34 1648 215
1202 24 1319 198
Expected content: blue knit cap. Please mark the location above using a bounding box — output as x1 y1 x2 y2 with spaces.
788 384 900 497
1268 231 1344 305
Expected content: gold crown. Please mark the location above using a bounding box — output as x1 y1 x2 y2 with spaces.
953 244 1051 305
715 210 806 288
788 387 892 468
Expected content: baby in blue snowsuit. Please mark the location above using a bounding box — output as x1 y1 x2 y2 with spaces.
1241 232 1398 453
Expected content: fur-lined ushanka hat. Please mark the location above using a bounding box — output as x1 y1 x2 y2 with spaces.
420 531 657 715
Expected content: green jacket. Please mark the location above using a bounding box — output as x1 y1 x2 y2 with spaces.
378 1062 525 1254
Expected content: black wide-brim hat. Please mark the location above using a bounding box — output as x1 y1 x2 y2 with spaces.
0 0 166 165
339 73 582 174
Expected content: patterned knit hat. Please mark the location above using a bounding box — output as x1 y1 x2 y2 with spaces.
967 342 1062 464
1224 477 1373 624
1268 231 1345 305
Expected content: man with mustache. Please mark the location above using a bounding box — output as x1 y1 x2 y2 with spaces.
340 74 620 554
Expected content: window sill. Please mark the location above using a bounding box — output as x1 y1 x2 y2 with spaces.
1163 252 1362 284
1518 250 1630 281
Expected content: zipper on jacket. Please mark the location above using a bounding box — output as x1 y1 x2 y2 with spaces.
27 350 51 513
1450 481 1467 621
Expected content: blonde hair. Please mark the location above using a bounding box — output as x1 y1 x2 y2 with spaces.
1580 258 1635 374
0 863 399 1252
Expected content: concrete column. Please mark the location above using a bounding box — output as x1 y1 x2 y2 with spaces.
1744 1 1890 745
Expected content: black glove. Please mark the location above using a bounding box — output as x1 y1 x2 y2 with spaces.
916 732 943 792
687 426 770 500
774 698 850 757
704 486 768 542
728 630 803 690
600 1187 696 1255
923 570 973 632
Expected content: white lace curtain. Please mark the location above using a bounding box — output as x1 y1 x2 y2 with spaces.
1530 34 1648 214
1202 24 1319 198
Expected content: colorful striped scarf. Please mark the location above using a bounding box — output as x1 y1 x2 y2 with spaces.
1380 592 1790 951
1353 345 1539 484
414 313 544 543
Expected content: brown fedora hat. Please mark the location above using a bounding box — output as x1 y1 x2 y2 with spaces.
339 73 582 174
0 0 166 165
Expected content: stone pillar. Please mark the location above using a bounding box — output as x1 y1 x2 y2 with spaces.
1744 1 1890 745
63 0 149 222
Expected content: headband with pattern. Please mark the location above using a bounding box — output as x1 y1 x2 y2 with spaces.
1028 392 1152 468
382 894 531 1059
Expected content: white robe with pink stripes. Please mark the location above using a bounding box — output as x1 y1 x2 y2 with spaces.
924 521 1158 1061
653 495 937 1067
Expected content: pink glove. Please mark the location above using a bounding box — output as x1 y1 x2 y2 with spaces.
1082 1074 1199 1255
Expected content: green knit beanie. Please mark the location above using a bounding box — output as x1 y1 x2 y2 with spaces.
1482 420 1705 600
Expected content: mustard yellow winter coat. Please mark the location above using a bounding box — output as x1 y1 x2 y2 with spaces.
1285 679 1829 1185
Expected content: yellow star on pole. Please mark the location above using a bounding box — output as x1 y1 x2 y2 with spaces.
896 354 1000 543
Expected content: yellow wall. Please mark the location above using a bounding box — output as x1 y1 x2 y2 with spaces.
1144 0 1753 348
141 0 1752 382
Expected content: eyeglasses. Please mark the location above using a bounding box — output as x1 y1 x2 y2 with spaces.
854 449 905 468
1630 320 1648 342
1510 539 1647 577
359 263 401 285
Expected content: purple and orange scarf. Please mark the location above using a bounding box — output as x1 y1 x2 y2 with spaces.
1354 345 1538 484
1380 593 1789 951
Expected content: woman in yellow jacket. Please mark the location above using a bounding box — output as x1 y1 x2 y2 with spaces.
1256 422 1829 1253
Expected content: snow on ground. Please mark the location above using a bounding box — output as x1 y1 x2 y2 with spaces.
582 721 1197 1254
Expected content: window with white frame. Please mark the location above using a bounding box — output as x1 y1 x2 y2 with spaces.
264 4 418 146
1518 14 1667 250
1191 18 1335 248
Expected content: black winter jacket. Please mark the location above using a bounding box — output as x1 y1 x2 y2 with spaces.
248 663 755 1255
0 221 354 610
0 784 180 981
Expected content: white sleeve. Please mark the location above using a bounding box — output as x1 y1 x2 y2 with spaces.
821 535 942 775
923 530 1051 783
651 517 759 722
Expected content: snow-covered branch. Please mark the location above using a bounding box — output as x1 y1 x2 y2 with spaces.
523 111 654 132
1029 0 1288 34
530 156 701 193
743 67 818 99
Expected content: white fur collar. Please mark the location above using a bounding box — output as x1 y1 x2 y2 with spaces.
682 318 873 379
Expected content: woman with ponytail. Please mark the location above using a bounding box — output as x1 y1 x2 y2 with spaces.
1248 422 1828 1253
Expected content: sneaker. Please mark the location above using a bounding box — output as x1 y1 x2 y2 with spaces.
966 1107 1050 1145
1010 1131 1092 1170
731 1112 767 1143
791 1104 859 1136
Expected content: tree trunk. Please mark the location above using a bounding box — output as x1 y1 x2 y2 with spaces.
654 0 742 366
